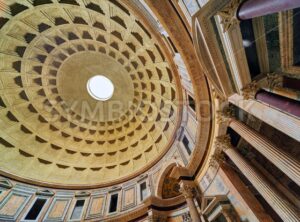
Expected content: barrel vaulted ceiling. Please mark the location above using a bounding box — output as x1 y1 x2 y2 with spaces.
0 0 181 187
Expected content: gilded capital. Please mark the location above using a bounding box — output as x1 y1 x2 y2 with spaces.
219 0 242 33
215 135 233 152
209 151 226 168
242 81 258 100
216 105 235 124
210 134 233 168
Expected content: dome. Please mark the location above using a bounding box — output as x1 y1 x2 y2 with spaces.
0 1 295 222
0 0 181 188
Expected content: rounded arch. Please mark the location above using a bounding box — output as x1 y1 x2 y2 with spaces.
155 161 183 198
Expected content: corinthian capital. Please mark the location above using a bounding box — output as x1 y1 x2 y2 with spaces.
209 151 226 168
242 81 258 100
210 135 232 168
216 105 235 124
219 0 242 33
215 135 233 152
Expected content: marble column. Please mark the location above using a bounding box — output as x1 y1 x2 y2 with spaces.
216 135 300 221
219 164 274 221
262 86 300 102
229 94 300 142
256 90 300 118
179 182 201 222
237 0 300 20
229 119 300 186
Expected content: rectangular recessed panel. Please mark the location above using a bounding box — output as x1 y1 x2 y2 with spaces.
0 195 26 216
46 199 70 221
124 188 135 207
89 196 104 215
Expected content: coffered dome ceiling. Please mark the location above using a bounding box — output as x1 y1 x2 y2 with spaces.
0 0 181 187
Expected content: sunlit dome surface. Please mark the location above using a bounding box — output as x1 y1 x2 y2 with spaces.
0 0 181 188
87 75 114 101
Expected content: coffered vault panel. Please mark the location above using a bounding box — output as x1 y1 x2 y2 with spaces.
0 0 180 187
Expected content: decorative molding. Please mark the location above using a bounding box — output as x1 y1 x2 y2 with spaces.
0 179 13 189
192 0 235 97
36 189 54 197
75 191 91 197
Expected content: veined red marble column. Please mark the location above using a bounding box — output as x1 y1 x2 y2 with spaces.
237 0 300 20
256 90 300 118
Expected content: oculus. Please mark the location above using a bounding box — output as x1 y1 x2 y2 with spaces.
87 75 114 101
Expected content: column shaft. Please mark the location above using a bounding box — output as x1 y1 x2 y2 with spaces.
262 86 300 102
224 148 300 221
256 90 300 118
229 94 300 142
180 182 201 222
238 0 300 20
219 164 273 221
229 119 300 186
186 197 200 222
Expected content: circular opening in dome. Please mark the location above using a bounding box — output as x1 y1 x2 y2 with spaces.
87 75 114 101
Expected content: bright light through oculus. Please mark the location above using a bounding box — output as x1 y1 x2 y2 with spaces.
87 75 114 101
